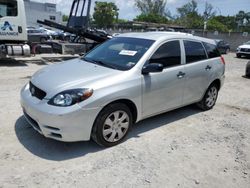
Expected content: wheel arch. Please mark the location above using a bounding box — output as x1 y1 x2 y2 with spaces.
91 99 138 142
93 98 138 127
210 79 221 91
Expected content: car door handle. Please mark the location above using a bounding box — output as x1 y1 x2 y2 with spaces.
177 71 186 78
205 65 212 71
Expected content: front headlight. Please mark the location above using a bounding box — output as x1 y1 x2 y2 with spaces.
237 47 240 51
48 88 93 107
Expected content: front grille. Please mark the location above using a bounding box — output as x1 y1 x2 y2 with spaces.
29 82 46 100
241 48 250 52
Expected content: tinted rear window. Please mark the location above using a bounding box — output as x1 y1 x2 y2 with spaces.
184 40 207 63
203 42 221 58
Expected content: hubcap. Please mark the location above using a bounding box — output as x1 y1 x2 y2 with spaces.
206 86 218 108
102 111 129 143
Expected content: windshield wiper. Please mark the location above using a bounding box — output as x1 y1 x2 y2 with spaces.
83 57 118 70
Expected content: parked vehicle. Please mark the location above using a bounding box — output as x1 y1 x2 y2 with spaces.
27 29 51 43
21 32 225 147
214 39 230 54
246 61 250 77
39 27 58 39
0 0 31 58
55 30 72 41
236 41 250 58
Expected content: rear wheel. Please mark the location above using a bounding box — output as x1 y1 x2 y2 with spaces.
91 103 132 147
197 84 219 111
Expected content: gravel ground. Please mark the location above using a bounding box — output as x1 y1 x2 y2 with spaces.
0 53 249 188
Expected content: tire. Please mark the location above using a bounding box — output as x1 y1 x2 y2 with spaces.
197 84 219 111
91 103 132 147
237 54 241 58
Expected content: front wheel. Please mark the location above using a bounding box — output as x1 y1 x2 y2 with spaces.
197 85 219 111
237 54 241 58
91 103 132 147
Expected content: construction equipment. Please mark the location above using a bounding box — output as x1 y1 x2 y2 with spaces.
37 0 111 47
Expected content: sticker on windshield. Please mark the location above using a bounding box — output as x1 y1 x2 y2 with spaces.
119 50 137 56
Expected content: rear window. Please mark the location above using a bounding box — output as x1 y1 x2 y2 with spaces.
0 0 17 17
184 40 207 63
203 42 221 58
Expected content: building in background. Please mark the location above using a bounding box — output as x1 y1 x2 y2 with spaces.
24 0 62 27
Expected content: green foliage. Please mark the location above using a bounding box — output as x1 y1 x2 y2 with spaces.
62 15 69 22
134 13 168 23
177 0 198 18
116 19 128 24
135 0 167 16
207 18 229 32
176 0 203 28
211 16 237 31
134 0 169 24
93 2 119 27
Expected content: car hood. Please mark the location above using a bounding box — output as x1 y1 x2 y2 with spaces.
239 44 250 49
31 58 121 96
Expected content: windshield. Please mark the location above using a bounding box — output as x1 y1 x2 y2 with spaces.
83 37 155 71
245 41 250 45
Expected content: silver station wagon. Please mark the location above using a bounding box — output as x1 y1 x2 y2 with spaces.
21 32 225 147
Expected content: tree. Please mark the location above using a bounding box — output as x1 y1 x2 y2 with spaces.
62 15 69 22
207 18 228 32
135 0 167 16
93 2 119 27
212 15 237 31
177 0 198 18
134 0 169 23
176 0 203 28
203 2 216 21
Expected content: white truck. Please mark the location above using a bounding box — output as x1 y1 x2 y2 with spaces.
0 0 30 58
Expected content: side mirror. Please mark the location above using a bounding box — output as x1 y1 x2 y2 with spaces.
142 63 163 74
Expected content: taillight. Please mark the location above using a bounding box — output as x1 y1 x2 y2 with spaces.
220 56 226 65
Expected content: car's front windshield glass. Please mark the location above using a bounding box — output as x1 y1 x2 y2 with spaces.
83 37 155 71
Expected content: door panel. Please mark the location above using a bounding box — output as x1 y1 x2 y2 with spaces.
182 60 211 104
142 66 185 117
142 40 185 118
182 40 211 104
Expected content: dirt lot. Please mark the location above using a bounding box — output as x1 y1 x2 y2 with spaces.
0 53 249 188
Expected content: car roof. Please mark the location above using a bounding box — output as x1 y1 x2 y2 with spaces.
117 32 216 45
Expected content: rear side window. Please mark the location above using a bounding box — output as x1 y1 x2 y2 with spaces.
0 0 17 17
184 40 207 63
150 40 181 68
203 42 221 58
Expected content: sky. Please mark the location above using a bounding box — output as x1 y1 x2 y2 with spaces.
34 0 250 20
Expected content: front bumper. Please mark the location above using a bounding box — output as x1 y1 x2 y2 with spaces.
20 84 101 142
236 51 250 56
